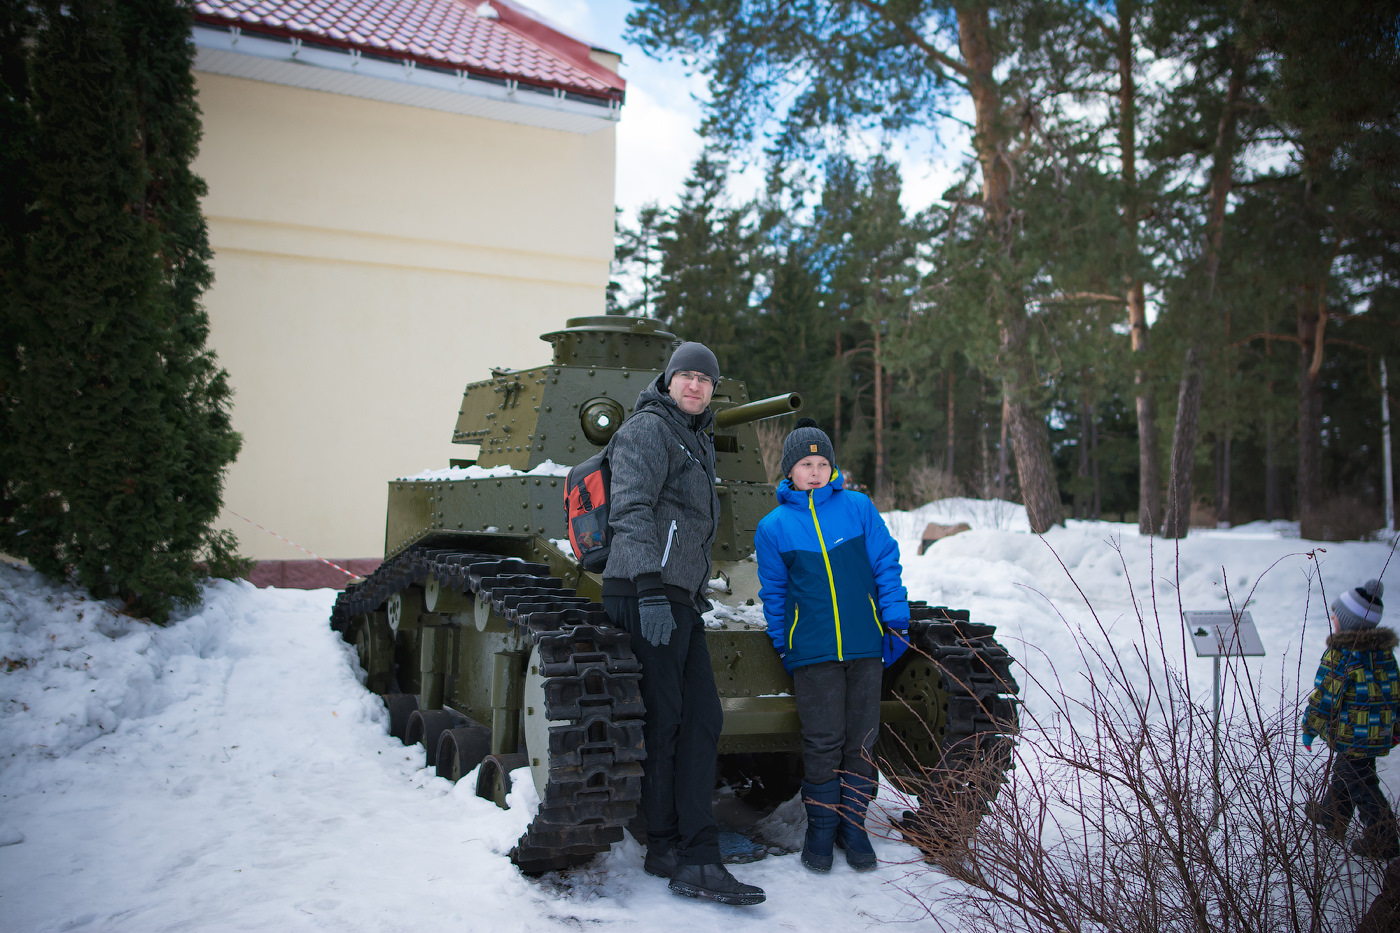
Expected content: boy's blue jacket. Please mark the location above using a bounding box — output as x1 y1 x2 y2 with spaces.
755 471 910 671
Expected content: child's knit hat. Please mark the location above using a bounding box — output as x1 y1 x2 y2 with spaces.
1333 579 1385 631
781 418 836 477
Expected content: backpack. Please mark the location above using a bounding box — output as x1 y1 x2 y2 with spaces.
564 445 613 572
563 409 695 573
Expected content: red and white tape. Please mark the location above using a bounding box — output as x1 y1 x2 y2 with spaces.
225 509 362 581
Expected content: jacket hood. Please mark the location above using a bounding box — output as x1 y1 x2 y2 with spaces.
775 469 847 508
1326 627 1399 652
635 374 715 434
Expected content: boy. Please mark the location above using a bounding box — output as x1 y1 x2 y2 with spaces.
754 418 910 872
1302 578 1400 859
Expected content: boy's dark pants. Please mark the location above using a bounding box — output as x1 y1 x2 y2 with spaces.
1322 753 1398 835
604 596 722 866
794 658 883 783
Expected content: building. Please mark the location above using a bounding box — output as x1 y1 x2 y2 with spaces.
189 0 625 585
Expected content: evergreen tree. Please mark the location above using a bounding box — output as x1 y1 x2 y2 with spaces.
627 0 1082 531
0 0 246 622
651 154 756 359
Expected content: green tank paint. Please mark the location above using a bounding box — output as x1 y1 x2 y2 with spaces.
331 315 1019 875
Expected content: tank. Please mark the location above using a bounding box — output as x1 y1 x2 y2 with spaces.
330 315 1018 873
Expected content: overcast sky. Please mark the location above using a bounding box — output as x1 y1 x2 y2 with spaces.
521 0 971 224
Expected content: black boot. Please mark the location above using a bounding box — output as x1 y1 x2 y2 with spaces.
801 778 841 872
668 863 766 905
1304 799 1348 841
643 847 677 878
1354 821 1400 860
837 774 878 871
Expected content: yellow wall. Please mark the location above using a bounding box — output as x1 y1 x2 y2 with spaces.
194 73 616 561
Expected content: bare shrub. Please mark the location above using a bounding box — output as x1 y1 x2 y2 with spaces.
904 459 966 509
755 420 786 483
881 543 1388 932
1314 495 1384 542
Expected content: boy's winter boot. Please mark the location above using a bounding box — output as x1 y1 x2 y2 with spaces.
1304 799 1349 841
1353 819 1400 860
801 779 841 872
836 774 879 871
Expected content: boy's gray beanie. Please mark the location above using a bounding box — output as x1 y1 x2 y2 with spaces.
1334 579 1385 631
664 342 720 388
782 418 836 478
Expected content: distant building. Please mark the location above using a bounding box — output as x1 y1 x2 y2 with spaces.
190 0 625 584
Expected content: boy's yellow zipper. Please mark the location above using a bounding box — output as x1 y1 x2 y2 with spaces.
808 490 843 660
869 594 885 635
788 606 799 650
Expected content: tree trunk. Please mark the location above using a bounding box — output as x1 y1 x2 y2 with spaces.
958 5 1062 532
1163 347 1206 538
1298 287 1326 539
1163 56 1246 538
833 331 842 448
1264 402 1280 520
998 396 1009 498
873 327 886 501
1090 399 1101 520
1116 1 1161 536
947 368 956 476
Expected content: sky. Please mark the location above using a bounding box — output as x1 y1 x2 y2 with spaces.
518 0 972 224
2 501 1396 930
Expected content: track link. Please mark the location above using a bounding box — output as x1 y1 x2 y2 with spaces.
331 546 643 875
892 602 1019 854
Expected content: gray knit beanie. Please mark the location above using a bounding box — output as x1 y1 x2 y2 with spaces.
663 341 720 388
781 418 836 478
1334 578 1385 631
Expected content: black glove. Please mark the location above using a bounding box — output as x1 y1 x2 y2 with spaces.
638 594 676 647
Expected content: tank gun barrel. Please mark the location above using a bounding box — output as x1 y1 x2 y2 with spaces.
714 392 803 430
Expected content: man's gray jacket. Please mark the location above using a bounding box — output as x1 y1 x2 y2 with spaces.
601 376 718 611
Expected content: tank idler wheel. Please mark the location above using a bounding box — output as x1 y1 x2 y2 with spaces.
436 722 493 782
404 709 463 767
476 752 530 809
352 612 395 696
384 693 419 742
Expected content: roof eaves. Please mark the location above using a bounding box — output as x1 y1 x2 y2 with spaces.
486 0 626 99
191 4 624 106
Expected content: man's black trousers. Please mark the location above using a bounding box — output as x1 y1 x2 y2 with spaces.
604 595 722 866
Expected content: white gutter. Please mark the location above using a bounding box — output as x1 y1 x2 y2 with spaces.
192 24 621 135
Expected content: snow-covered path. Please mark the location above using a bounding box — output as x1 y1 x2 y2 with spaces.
3 510 1398 931
0 572 937 932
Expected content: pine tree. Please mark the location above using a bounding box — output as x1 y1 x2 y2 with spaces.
0 0 246 622
651 154 756 358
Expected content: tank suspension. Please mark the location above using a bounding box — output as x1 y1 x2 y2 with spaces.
331 546 644 874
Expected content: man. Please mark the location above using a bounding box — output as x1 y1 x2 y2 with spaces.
602 341 765 906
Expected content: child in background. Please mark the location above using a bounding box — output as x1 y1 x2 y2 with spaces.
754 418 910 872
1302 578 1400 859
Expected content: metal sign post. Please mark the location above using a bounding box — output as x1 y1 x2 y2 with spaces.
1186 610 1266 823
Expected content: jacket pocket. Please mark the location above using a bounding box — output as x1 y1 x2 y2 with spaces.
788 605 800 650
661 519 678 567
869 595 884 635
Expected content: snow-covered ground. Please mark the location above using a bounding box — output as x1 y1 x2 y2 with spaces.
2 504 1396 931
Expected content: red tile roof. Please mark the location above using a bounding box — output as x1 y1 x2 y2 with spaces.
193 0 625 103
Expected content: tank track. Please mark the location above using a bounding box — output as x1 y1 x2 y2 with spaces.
892 603 1019 855
331 546 644 875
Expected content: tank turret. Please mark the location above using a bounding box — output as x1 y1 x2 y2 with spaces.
331 314 1020 876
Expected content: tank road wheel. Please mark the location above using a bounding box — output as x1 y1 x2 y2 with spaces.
330 546 648 875
384 693 419 742
404 709 462 767
476 752 530 807
437 722 494 782
351 611 395 696
875 606 1019 855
